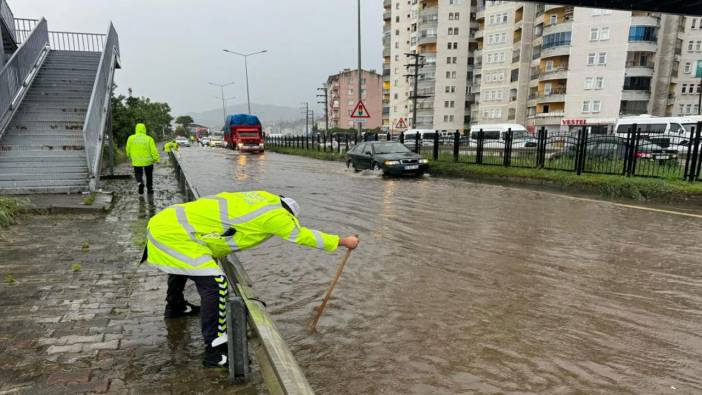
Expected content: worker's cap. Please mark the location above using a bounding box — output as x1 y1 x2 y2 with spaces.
280 196 301 217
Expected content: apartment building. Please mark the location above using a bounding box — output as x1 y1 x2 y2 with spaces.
326 69 383 129
384 0 476 132
383 1 702 133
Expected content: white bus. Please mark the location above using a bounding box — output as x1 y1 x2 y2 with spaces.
469 124 535 148
402 129 437 147
614 116 691 152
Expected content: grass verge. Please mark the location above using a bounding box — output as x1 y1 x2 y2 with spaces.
0 197 25 228
268 146 702 201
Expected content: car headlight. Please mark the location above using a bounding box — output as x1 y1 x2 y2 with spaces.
384 160 400 165
259 143 264 147
237 143 244 147
419 159 428 164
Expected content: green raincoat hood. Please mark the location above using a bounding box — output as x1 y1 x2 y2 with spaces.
135 123 147 134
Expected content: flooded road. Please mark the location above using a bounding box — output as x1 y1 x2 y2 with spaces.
178 147 702 394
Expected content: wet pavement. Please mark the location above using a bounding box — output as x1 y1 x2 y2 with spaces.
176 146 702 394
0 161 256 394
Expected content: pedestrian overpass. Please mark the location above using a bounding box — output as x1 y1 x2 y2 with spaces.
0 0 119 194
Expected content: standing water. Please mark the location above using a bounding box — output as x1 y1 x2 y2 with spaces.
178 148 702 394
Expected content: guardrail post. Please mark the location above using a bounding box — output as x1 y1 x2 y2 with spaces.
687 122 702 182
227 296 249 384
400 132 405 145
433 130 439 160
536 127 546 168
387 133 391 141
453 130 460 161
345 136 349 152
414 132 420 154
476 129 484 165
338 135 342 154
623 123 638 177
504 128 513 167
575 127 588 176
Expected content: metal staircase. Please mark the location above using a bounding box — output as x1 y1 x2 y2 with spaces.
0 1 119 194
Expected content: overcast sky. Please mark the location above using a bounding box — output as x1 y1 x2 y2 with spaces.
10 0 383 117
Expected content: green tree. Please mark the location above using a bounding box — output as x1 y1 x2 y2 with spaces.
175 115 194 126
111 93 174 147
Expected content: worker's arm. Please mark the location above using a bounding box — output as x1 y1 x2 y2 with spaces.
262 209 340 252
150 137 161 163
125 136 132 159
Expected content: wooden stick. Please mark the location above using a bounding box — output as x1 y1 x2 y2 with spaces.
308 247 355 333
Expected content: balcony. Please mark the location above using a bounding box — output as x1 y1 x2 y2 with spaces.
476 8 484 20
621 90 650 101
538 89 566 103
474 30 483 39
417 33 437 46
512 50 520 63
627 41 657 52
545 5 566 11
383 10 391 20
383 47 390 57
539 68 568 81
625 62 654 77
541 44 570 58
419 6 438 20
530 111 566 125
543 20 572 36
514 20 523 32
631 15 659 27
384 0 391 7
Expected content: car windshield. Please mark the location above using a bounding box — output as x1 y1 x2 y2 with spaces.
373 142 411 154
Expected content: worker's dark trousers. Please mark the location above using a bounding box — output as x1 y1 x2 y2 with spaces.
134 165 154 191
166 274 229 347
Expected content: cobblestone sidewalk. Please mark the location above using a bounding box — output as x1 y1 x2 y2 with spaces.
0 162 256 394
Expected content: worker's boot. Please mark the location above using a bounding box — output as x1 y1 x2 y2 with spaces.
164 301 200 318
137 183 144 195
202 344 228 368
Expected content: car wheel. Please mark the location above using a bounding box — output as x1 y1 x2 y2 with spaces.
372 162 381 172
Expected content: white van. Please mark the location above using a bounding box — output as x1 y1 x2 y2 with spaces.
614 116 689 152
402 129 437 147
469 124 535 148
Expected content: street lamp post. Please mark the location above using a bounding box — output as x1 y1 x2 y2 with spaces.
223 49 267 114
208 81 235 125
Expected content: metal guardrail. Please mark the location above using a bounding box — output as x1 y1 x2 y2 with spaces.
49 31 106 52
0 0 16 43
0 18 49 140
169 151 315 394
14 18 39 44
83 23 119 191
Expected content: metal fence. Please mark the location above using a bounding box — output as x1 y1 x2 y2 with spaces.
0 0 16 43
49 31 106 52
14 18 39 44
266 124 702 183
82 23 119 191
0 18 48 139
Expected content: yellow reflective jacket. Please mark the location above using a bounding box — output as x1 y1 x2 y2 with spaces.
145 191 340 276
164 141 179 153
125 123 160 166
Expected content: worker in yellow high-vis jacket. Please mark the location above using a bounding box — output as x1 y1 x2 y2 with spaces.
142 190 359 367
125 123 160 194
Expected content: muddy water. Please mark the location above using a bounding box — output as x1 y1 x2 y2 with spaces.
178 147 702 394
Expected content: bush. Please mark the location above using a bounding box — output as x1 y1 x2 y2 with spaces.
0 197 24 229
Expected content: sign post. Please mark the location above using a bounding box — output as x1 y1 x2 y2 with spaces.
696 60 702 115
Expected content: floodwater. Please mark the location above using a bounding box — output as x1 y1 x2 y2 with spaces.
178 147 702 394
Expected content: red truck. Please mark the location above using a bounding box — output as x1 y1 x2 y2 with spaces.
223 114 264 153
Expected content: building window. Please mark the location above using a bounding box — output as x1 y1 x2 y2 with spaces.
444 101 449 108
693 18 698 29
679 104 685 114
585 77 594 89
582 101 590 112
685 62 692 73
598 52 607 65
697 41 702 51
688 41 694 51
450 100 455 108
590 28 599 41
455 12 460 20
596 77 604 89
550 15 557 25
543 32 572 48
587 53 596 65
682 83 688 93
592 100 601 113
686 104 692 113
448 27 454 35
695 104 700 114
629 26 658 42
443 115 449 122
449 12 454 20
600 27 610 40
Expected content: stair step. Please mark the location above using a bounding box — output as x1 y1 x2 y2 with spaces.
0 152 87 162
0 179 89 191
12 114 86 123
1 135 85 146
27 86 94 93
8 121 85 130
0 171 88 181
0 185 89 195
0 144 85 152
14 103 88 112
0 160 86 169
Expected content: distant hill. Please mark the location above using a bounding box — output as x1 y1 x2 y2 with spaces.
187 103 303 129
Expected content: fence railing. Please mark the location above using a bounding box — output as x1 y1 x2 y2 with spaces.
49 31 106 52
0 0 16 43
82 23 119 191
14 18 39 44
266 123 702 183
0 18 48 139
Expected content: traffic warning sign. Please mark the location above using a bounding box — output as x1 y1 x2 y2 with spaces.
395 117 408 129
350 100 371 118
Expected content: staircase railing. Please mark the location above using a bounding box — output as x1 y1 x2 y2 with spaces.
0 0 16 44
0 17 48 140
14 18 39 45
82 22 119 191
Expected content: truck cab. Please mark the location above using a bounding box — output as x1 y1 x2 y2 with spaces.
224 114 264 153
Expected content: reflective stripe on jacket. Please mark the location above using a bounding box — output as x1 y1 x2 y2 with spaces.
126 123 161 166
145 191 340 276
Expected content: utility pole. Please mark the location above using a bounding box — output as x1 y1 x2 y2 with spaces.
300 102 310 135
208 81 235 125
317 84 329 136
404 53 428 128
356 0 362 138
223 49 267 114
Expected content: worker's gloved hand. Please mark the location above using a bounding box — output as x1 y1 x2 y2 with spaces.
340 235 359 250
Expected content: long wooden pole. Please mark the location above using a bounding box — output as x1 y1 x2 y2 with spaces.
308 247 354 333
